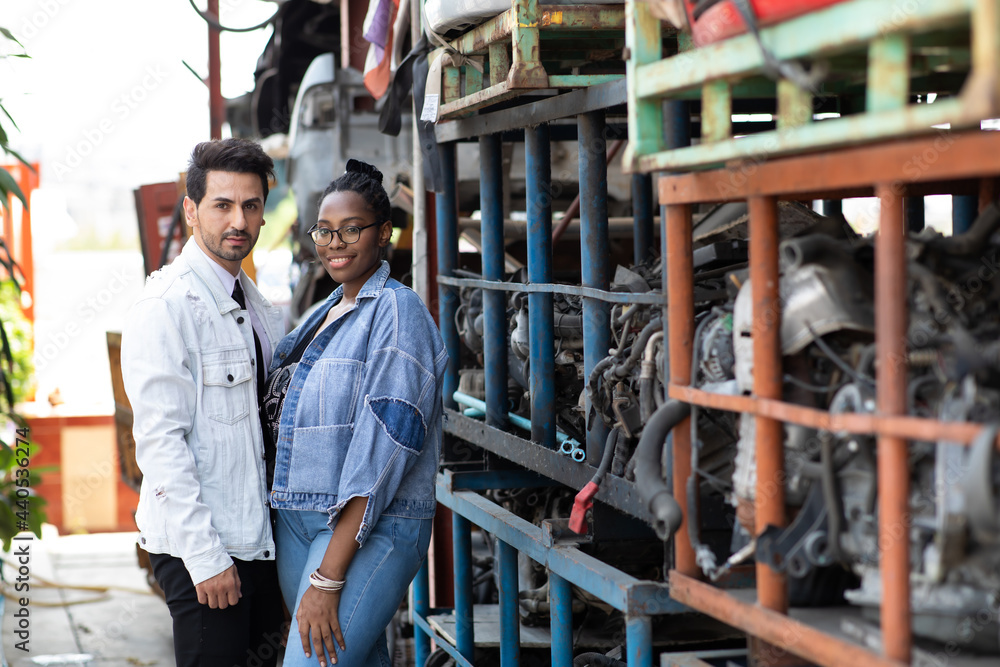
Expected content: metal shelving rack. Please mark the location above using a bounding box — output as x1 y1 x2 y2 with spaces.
416 73 695 666
657 131 1000 667
619 0 1000 663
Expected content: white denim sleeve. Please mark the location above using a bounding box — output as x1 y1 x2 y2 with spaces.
121 297 233 585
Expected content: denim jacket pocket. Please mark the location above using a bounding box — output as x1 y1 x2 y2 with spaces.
288 425 352 493
202 358 253 424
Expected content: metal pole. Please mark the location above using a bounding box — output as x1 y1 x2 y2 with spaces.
453 513 475 661
953 194 978 234
579 111 611 466
410 0 428 305
413 559 431 667
625 615 653 667
905 196 924 233
437 142 460 410
821 199 843 220
208 0 223 140
497 540 521 667
749 195 788 618
632 174 654 265
549 573 573 667
526 124 556 449
875 183 911 663
666 203 696 577
481 134 509 429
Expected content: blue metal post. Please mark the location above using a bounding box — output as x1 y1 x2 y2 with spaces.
905 196 925 233
526 124 556 449
822 199 843 220
497 539 521 667
579 111 611 466
549 572 573 667
453 513 475 661
626 615 653 667
480 134 509 429
437 142 460 410
632 173 654 265
413 559 431 667
953 194 978 234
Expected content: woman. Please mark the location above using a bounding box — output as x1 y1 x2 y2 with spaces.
262 159 448 667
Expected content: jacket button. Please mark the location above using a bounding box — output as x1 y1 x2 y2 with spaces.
227 374 234 382
237 316 245 324
140 537 146 545
279 353 286 360
264 550 270 558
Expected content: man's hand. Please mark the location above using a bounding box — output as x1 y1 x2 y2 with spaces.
195 565 242 609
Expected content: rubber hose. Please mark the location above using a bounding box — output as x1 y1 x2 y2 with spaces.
611 318 663 379
633 399 690 540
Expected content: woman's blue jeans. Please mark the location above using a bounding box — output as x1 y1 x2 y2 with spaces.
275 508 432 667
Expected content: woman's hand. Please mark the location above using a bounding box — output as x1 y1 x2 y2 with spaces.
297 586 347 666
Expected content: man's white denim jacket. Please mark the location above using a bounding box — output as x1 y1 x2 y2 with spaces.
121 237 283 585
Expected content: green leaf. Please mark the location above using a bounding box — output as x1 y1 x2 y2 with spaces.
4 147 34 171
0 103 19 133
0 27 24 50
0 169 27 211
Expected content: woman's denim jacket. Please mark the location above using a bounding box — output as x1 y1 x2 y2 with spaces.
269 261 448 546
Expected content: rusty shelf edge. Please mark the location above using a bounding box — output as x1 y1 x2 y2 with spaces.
668 571 909 667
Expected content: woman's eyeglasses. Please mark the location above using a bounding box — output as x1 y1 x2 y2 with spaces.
307 222 380 246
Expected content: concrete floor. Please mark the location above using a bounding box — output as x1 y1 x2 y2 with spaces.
2 527 174 667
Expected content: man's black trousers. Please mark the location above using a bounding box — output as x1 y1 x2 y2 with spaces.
149 553 284 667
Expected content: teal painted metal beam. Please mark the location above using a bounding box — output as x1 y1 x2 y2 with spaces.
633 0 973 100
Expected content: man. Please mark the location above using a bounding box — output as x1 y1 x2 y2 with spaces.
122 138 285 667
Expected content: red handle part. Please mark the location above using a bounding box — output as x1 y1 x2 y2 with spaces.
569 481 600 534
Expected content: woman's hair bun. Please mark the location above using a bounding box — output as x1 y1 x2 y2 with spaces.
345 159 384 184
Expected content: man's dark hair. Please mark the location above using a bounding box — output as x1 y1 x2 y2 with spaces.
186 138 275 205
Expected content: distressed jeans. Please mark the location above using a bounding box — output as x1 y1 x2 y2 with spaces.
275 508 432 667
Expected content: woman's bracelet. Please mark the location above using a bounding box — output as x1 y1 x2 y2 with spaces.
309 569 346 593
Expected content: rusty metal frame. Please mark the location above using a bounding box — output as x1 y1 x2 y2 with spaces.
624 0 999 172
660 128 1000 666
433 4 628 119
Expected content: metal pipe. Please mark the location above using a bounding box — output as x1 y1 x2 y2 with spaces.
749 195 788 616
669 571 908 667
953 193 978 234
208 0 223 139
526 124 556 449
437 142 460 410
453 512 475 661
498 539 521 667
453 391 582 450
480 133 509 429
579 111 612 466
633 400 690 540
875 183 911 663
550 573 573 667
413 559 431 667
632 173 655 264
626 615 653 667
551 139 625 244
822 199 843 220
666 203 697 576
905 196 924 233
